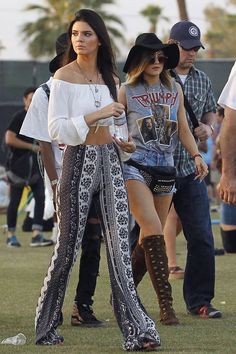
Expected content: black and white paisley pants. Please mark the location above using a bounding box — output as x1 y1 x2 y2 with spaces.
35 143 160 350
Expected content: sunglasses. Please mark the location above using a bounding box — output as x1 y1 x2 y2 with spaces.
180 46 201 52
148 54 168 65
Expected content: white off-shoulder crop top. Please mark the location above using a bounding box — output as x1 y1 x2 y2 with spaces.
48 79 115 146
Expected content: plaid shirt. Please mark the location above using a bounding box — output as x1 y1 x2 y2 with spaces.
173 66 217 177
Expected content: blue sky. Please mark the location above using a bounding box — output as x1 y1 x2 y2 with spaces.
0 0 230 60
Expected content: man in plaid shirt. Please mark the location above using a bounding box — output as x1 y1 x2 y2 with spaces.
166 20 222 319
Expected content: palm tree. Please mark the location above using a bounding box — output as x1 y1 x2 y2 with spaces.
176 0 189 20
21 0 124 58
204 4 236 58
140 4 168 33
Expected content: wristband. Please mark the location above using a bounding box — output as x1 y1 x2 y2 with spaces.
50 179 58 186
193 153 203 159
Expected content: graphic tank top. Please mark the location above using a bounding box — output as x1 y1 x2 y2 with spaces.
125 81 180 154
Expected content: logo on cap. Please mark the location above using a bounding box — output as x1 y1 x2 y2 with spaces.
188 26 199 37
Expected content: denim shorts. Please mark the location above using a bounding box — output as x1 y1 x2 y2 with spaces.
123 150 175 195
221 201 236 225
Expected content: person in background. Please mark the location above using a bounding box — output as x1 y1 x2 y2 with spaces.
0 166 9 214
166 20 222 318
217 62 236 250
5 87 53 248
163 204 185 280
119 32 208 326
210 106 225 211
20 32 104 327
217 62 236 205
34 9 160 351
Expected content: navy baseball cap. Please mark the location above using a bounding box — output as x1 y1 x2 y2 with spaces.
169 21 205 49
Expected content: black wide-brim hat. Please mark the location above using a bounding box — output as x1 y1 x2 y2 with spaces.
123 33 179 73
49 33 69 73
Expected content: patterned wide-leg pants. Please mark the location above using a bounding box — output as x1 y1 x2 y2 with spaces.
35 143 160 350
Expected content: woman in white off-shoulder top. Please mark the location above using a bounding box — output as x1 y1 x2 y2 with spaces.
35 9 160 351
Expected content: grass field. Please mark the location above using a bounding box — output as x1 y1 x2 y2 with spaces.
0 213 236 354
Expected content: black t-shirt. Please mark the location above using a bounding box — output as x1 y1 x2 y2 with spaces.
7 109 39 172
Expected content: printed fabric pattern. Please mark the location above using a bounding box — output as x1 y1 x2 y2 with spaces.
172 66 217 177
35 143 160 349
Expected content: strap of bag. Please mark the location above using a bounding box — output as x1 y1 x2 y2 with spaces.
125 159 158 176
40 83 50 100
170 69 199 129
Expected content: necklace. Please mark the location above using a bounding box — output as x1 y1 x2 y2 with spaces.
143 81 165 113
77 63 102 108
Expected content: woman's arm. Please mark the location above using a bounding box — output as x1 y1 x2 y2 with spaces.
48 77 124 146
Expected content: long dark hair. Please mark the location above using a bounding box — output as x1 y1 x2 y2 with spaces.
64 9 118 101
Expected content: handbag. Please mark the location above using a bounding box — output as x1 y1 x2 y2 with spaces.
6 150 40 187
125 159 176 193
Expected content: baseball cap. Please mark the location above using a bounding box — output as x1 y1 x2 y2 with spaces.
169 21 205 49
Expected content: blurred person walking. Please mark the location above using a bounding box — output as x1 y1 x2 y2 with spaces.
5 87 53 248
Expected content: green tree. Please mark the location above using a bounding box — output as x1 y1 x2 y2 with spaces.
140 4 168 33
21 0 124 58
176 0 189 20
204 4 236 58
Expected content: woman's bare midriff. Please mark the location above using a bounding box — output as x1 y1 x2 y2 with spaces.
84 126 113 145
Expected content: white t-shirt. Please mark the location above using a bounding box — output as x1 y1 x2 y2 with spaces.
20 77 63 173
218 61 236 109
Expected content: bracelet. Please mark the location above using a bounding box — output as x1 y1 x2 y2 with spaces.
209 124 214 133
31 144 37 152
50 179 58 186
192 153 203 159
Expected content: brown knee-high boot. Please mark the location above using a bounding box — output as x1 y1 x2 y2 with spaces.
142 235 179 325
131 242 147 287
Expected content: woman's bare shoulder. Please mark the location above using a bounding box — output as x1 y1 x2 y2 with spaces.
54 61 81 83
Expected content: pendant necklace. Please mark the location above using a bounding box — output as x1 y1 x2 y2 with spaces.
77 63 102 108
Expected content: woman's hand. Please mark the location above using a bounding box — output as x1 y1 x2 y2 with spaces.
113 135 136 153
194 156 209 182
99 102 125 119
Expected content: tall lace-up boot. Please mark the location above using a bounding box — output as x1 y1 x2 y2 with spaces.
142 235 179 325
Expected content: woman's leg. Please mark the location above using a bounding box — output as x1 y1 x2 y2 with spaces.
96 144 160 351
126 180 179 325
164 204 182 267
35 146 94 344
